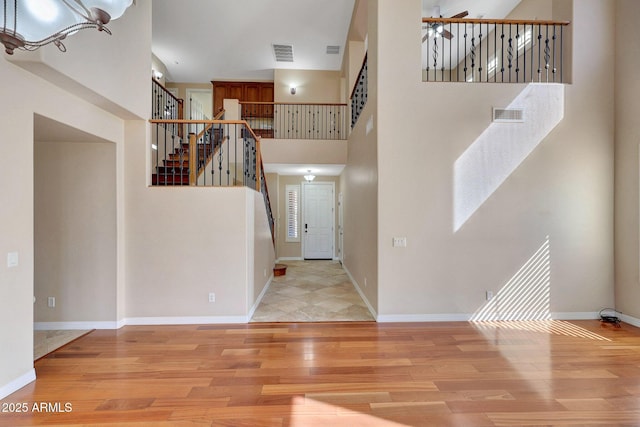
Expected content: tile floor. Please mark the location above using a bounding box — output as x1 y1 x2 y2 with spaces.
250 260 375 322
34 329 91 360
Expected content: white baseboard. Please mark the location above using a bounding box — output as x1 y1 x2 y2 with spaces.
0 369 35 400
248 275 273 320
620 313 640 328
377 313 470 322
342 264 378 319
378 312 603 323
123 316 249 325
34 321 121 330
551 312 599 320
276 257 303 262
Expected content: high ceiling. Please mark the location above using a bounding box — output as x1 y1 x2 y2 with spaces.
152 1 522 84
152 0 355 83
421 0 521 20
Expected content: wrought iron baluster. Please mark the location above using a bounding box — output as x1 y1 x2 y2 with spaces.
537 24 542 81
470 24 476 82
508 24 513 82
432 35 439 79
560 25 563 83
544 24 551 82
515 24 520 82
478 25 483 82
500 24 505 82
425 28 430 81
463 25 467 81
552 25 557 82
232 125 238 185
449 22 452 81
457 23 460 82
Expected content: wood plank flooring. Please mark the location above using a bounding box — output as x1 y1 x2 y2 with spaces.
3 320 640 426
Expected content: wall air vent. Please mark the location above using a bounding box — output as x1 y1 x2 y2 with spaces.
493 108 525 123
326 45 340 54
273 44 294 62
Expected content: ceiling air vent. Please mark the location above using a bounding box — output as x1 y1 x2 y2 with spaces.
493 108 525 123
326 45 340 54
273 44 294 62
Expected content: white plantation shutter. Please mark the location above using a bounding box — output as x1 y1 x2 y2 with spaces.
286 185 300 242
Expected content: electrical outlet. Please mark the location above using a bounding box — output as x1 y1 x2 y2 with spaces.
364 277 368 287
47 297 55 308
208 292 216 303
486 291 494 301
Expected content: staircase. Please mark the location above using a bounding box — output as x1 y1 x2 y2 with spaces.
152 130 218 186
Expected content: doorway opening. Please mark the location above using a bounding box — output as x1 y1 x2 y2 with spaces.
33 115 117 359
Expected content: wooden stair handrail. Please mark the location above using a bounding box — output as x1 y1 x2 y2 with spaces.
422 17 570 26
350 53 368 101
152 77 184 104
193 110 226 141
239 101 348 107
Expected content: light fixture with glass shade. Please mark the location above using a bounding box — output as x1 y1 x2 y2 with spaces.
304 170 315 182
0 0 134 55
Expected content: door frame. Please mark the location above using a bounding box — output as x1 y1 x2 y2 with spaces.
301 181 335 260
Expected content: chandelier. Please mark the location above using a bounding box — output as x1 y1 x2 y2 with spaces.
0 0 133 55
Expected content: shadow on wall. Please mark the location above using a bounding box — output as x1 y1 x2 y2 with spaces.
453 84 564 232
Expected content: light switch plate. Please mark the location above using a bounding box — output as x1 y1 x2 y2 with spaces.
7 252 18 268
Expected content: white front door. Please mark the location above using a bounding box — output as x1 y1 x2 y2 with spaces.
303 182 334 259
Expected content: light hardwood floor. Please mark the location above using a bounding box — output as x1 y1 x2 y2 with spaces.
3 320 640 426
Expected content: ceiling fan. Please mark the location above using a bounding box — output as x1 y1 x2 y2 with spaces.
422 6 469 42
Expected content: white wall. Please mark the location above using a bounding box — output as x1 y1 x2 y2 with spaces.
368 0 614 320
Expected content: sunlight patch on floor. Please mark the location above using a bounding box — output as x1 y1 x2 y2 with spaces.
471 320 610 341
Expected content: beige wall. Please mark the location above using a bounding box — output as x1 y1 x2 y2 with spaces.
34 140 117 324
261 139 347 165
7 2 150 119
341 0 379 314
152 53 168 86
274 69 342 103
615 0 640 319
0 40 131 399
372 0 614 319
0 0 150 398
252 191 277 310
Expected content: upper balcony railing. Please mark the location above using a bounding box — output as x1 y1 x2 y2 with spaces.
350 54 368 128
422 17 570 83
152 78 184 136
240 102 347 140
